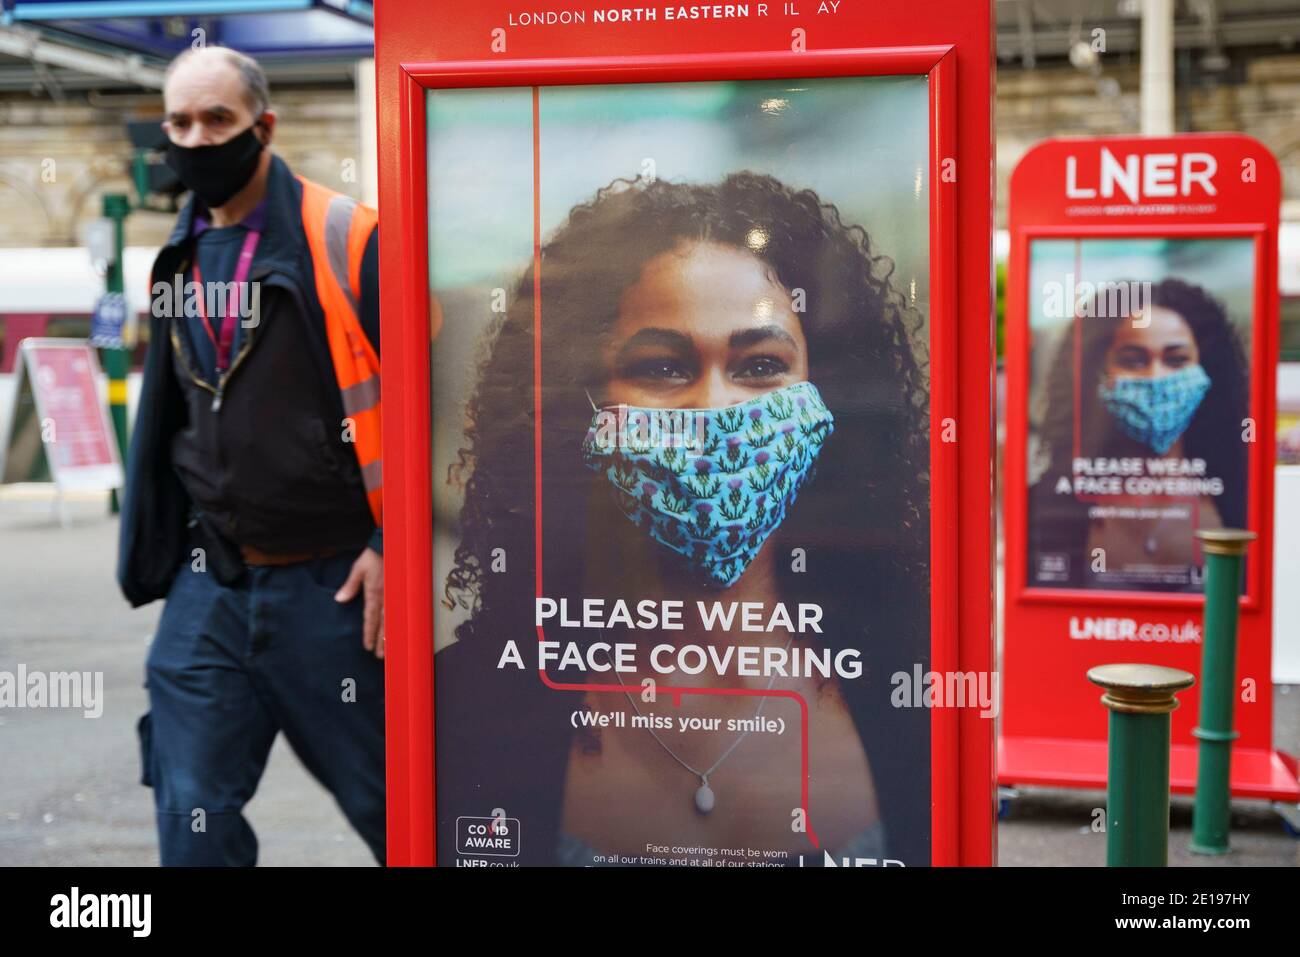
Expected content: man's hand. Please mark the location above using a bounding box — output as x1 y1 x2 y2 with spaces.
335 547 384 658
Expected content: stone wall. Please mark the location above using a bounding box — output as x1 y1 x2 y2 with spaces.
2 51 1299 247
997 52 1300 222
0 85 363 248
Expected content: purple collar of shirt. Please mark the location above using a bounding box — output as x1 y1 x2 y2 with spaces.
190 198 268 239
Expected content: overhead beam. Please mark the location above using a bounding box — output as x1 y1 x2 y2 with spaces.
997 15 1300 60
0 24 165 87
1141 0 1175 135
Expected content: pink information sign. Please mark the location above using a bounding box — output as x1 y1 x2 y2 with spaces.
15 339 123 491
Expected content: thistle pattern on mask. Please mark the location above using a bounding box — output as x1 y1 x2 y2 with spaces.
582 380 834 588
1097 364 1211 455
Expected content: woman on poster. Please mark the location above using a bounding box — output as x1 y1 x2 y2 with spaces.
1028 277 1249 591
435 172 933 866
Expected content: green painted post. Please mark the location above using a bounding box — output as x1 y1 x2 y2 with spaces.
1189 528 1255 856
1087 664 1195 867
101 193 131 515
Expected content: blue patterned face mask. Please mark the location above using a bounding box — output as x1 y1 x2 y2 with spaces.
582 380 834 588
1097 364 1211 455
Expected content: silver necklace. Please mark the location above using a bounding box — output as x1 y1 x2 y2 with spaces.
606 634 794 815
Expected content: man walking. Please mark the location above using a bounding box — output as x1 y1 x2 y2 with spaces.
118 45 385 865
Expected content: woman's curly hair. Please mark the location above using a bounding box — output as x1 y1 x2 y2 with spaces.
440 171 932 860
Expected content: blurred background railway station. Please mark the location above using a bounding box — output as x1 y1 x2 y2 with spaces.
0 0 1296 865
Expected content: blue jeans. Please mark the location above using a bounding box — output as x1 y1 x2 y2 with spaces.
138 549 385 866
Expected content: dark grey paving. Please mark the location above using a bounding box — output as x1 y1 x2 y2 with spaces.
997 684 1300 866
0 497 375 866
2 494 1294 867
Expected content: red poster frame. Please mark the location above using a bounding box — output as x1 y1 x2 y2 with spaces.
1000 134 1299 802
376 0 995 867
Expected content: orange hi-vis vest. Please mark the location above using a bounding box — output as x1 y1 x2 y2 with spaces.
297 176 382 527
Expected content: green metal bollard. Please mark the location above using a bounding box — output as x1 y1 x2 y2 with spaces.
1088 663 1195 867
101 193 132 515
1189 528 1255 856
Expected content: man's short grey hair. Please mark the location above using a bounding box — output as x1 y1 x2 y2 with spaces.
166 46 270 117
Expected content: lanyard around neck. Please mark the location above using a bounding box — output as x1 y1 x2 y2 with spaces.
191 228 261 373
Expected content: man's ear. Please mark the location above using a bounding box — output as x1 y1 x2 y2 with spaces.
254 110 277 145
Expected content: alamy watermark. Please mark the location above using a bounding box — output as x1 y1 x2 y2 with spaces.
49 887 150 936
890 665 999 718
151 275 260 326
0 664 103 718
1042 273 1151 323
588 405 709 452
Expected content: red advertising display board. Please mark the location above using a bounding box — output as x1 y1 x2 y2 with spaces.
377 0 995 866
1001 135 1298 800
0 339 123 492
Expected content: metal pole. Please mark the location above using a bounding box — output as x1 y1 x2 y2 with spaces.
1189 528 1255 855
1088 663 1195 866
1140 0 1175 135
101 193 131 515
355 57 379 207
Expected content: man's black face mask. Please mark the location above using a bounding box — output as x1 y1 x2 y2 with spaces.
166 120 265 210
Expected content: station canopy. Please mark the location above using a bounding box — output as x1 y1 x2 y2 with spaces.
1 0 373 62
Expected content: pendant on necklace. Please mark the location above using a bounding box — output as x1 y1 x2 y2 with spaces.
694 778 715 814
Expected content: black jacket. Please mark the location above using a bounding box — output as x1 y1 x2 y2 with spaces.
117 155 381 607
